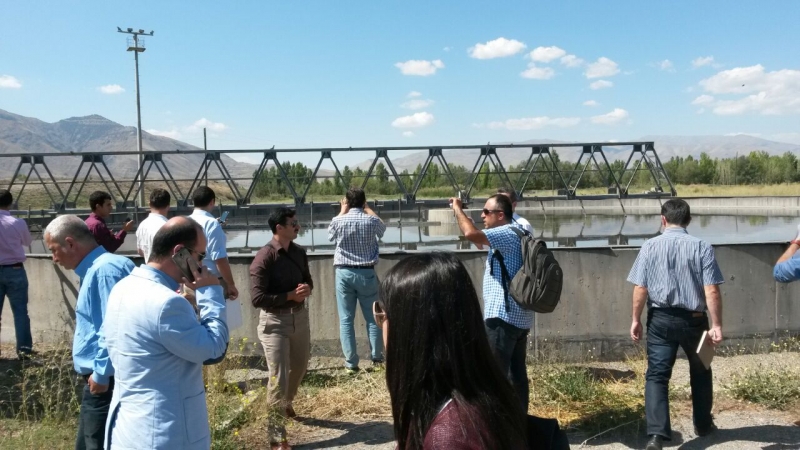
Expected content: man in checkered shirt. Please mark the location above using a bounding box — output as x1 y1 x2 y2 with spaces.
451 193 532 411
328 187 386 372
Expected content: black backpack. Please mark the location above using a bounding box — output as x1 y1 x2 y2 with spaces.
492 227 563 313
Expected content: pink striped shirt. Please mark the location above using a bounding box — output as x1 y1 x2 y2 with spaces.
0 210 32 265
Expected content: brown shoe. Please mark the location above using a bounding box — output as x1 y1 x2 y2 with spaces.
271 442 292 450
285 405 297 419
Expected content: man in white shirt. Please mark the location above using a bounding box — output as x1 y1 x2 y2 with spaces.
497 187 533 234
136 188 170 262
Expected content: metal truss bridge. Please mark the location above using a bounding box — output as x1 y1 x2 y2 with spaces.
2 141 675 211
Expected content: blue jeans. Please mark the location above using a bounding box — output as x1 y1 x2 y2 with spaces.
645 308 713 440
335 267 383 369
0 266 33 353
75 377 114 450
485 318 530 412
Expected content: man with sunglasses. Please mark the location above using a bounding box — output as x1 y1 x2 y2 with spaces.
250 207 312 449
43 214 135 450
450 194 532 411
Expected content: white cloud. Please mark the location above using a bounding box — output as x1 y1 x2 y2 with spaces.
658 60 675 72
585 57 620 78
591 108 629 125
0 75 22 89
468 37 526 59
692 94 715 105
529 46 566 63
188 118 228 132
725 132 762 137
394 59 445 76
520 64 555 80
407 91 422 98
402 131 415 137
481 116 581 130
443 47 451 52
589 80 613 90
98 84 125 94
692 56 715 68
560 54 584 68
401 99 435 110
392 112 435 128
699 65 800 115
146 128 182 139
696 108 706 114
583 100 599 107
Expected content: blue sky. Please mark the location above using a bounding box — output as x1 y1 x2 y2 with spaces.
1 1 799 167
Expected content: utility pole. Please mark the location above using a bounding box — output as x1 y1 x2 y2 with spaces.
117 27 154 209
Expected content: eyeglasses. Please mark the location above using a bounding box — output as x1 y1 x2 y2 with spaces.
188 248 206 262
281 220 300 228
482 209 502 215
373 301 387 329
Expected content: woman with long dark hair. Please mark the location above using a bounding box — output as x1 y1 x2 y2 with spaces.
376 252 529 449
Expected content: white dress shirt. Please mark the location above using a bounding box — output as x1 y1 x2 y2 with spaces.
135 213 168 262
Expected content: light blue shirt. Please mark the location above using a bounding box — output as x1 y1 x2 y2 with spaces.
483 224 534 330
774 253 800 283
328 208 386 266
627 227 724 311
189 209 228 277
73 246 135 385
104 265 228 449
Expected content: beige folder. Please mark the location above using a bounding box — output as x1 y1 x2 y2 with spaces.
696 330 715 370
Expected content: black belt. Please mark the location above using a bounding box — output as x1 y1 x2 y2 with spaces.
336 265 375 270
650 307 706 318
0 263 23 268
264 302 306 315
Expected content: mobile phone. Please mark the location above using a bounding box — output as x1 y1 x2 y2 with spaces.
172 247 201 282
125 217 132 222
220 211 229 222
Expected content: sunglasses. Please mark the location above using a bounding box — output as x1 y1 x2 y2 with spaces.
373 301 387 329
188 248 206 262
482 209 503 215
281 219 300 228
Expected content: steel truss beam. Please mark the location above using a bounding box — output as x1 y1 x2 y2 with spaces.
6 155 65 209
122 153 185 207
60 155 126 210
183 152 244 206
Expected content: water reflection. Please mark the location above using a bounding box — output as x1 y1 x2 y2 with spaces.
26 211 798 255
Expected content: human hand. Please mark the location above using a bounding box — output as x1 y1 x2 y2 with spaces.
293 283 311 301
709 326 723 346
123 220 135 232
339 198 350 215
88 376 109 395
631 321 643 342
449 197 463 210
182 291 197 308
227 284 239 301
181 259 220 290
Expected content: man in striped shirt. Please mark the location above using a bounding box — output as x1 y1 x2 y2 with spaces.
627 198 724 450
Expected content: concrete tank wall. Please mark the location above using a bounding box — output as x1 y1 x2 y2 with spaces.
3 243 797 360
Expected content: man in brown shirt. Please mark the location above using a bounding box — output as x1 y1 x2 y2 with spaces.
250 207 312 450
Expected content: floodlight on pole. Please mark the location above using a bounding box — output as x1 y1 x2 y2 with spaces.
117 27 154 209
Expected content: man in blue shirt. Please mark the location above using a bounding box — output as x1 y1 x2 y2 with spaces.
627 199 724 450
328 187 386 372
44 214 135 450
189 186 239 300
451 193 532 411
773 225 800 283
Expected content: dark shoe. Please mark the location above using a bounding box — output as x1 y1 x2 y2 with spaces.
645 435 663 450
285 405 297 419
17 349 37 361
345 366 360 375
694 423 718 437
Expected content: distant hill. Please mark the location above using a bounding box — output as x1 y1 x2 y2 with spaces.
355 135 800 172
0 108 257 181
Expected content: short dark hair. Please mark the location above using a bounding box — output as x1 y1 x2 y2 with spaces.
0 189 12 208
661 198 691 227
149 188 171 209
488 194 514 223
89 191 112 211
149 218 201 262
192 187 216 208
381 252 528 449
346 187 366 209
497 187 518 203
268 207 296 233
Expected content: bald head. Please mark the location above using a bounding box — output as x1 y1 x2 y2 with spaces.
149 216 204 263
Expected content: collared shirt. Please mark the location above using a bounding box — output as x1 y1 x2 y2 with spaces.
73 246 135 384
250 240 313 309
627 227 724 312
85 212 127 253
512 212 533 234
189 209 228 277
774 253 800 283
483 224 534 330
0 210 32 265
136 212 168 262
328 208 386 266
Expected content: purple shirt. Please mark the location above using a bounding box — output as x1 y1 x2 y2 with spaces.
0 210 33 265
85 212 126 253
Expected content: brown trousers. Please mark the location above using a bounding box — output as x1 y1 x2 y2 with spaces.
257 306 311 442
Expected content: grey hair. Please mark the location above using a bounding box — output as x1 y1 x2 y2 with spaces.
44 215 96 245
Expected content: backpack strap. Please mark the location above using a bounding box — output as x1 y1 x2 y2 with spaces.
490 249 512 313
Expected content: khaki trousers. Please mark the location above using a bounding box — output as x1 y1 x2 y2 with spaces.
257 306 311 442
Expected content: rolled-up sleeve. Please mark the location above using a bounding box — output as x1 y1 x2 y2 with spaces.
701 242 725 285
158 285 228 364
774 255 800 283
